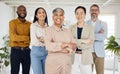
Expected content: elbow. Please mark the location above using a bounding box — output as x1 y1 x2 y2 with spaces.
73 43 77 50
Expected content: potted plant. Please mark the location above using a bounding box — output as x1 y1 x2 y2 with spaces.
105 35 120 56
105 35 120 73
0 35 10 67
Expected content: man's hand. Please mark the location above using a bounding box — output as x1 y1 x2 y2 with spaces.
98 28 104 33
14 30 18 35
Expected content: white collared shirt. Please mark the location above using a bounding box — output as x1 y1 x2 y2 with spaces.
91 21 96 28
91 21 96 52
30 22 47 46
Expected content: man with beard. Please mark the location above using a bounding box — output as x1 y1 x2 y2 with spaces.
9 5 31 74
87 4 107 74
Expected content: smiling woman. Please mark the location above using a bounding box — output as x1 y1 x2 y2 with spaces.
30 7 48 74
52 8 64 27
44 8 76 74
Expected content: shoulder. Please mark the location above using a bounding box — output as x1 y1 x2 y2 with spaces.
69 24 76 29
26 20 32 25
45 26 52 32
9 19 17 23
63 27 69 31
99 20 107 27
84 23 93 28
44 26 54 36
30 23 36 28
70 24 76 27
9 19 18 26
86 20 91 24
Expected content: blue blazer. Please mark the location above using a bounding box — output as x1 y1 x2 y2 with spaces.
87 20 107 57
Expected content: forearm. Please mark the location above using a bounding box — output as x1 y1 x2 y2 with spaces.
10 34 30 42
76 38 93 50
45 41 63 52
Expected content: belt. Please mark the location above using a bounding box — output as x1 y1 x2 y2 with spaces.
75 51 82 54
48 51 69 54
76 48 82 51
75 48 82 54
12 46 29 50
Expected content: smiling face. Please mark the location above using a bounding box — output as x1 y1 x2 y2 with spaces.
17 5 27 19
90 6 100 19
52 11 64 26
36 8 46 21
75 8 86 23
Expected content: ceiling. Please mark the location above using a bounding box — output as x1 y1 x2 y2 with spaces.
1 0 120 7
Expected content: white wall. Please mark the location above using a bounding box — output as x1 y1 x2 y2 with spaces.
0 2 14 47
100 4 120 38
0 2 14 74
116 11 120 43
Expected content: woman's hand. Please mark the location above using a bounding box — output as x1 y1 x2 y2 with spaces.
82 39 93 44
61 42 69 49
60 48 69 53
67 43 76 51
37 37 44 43
61 42 76 51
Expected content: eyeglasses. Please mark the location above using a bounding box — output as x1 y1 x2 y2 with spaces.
90 9 99 11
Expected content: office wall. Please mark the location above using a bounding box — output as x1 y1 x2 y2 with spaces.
101 4 120 40
116 12 120 42
0 2 14 47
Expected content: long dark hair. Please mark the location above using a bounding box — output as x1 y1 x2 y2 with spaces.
33 7 48 26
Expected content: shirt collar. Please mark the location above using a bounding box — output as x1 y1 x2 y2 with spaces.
91 19 99 23
16 18 28 24
52 24 66 32
35 21 47 28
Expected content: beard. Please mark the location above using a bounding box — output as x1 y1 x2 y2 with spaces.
17 13 26 19
91 13 97 18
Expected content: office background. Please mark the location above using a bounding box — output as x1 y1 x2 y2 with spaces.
0 0 120 74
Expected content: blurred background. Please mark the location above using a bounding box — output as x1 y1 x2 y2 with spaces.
0 0 120 74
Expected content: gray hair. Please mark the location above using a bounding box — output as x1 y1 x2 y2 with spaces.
52 8 64 14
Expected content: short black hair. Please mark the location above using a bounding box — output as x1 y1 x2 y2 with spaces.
75 6 86 14
17 5 26 11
